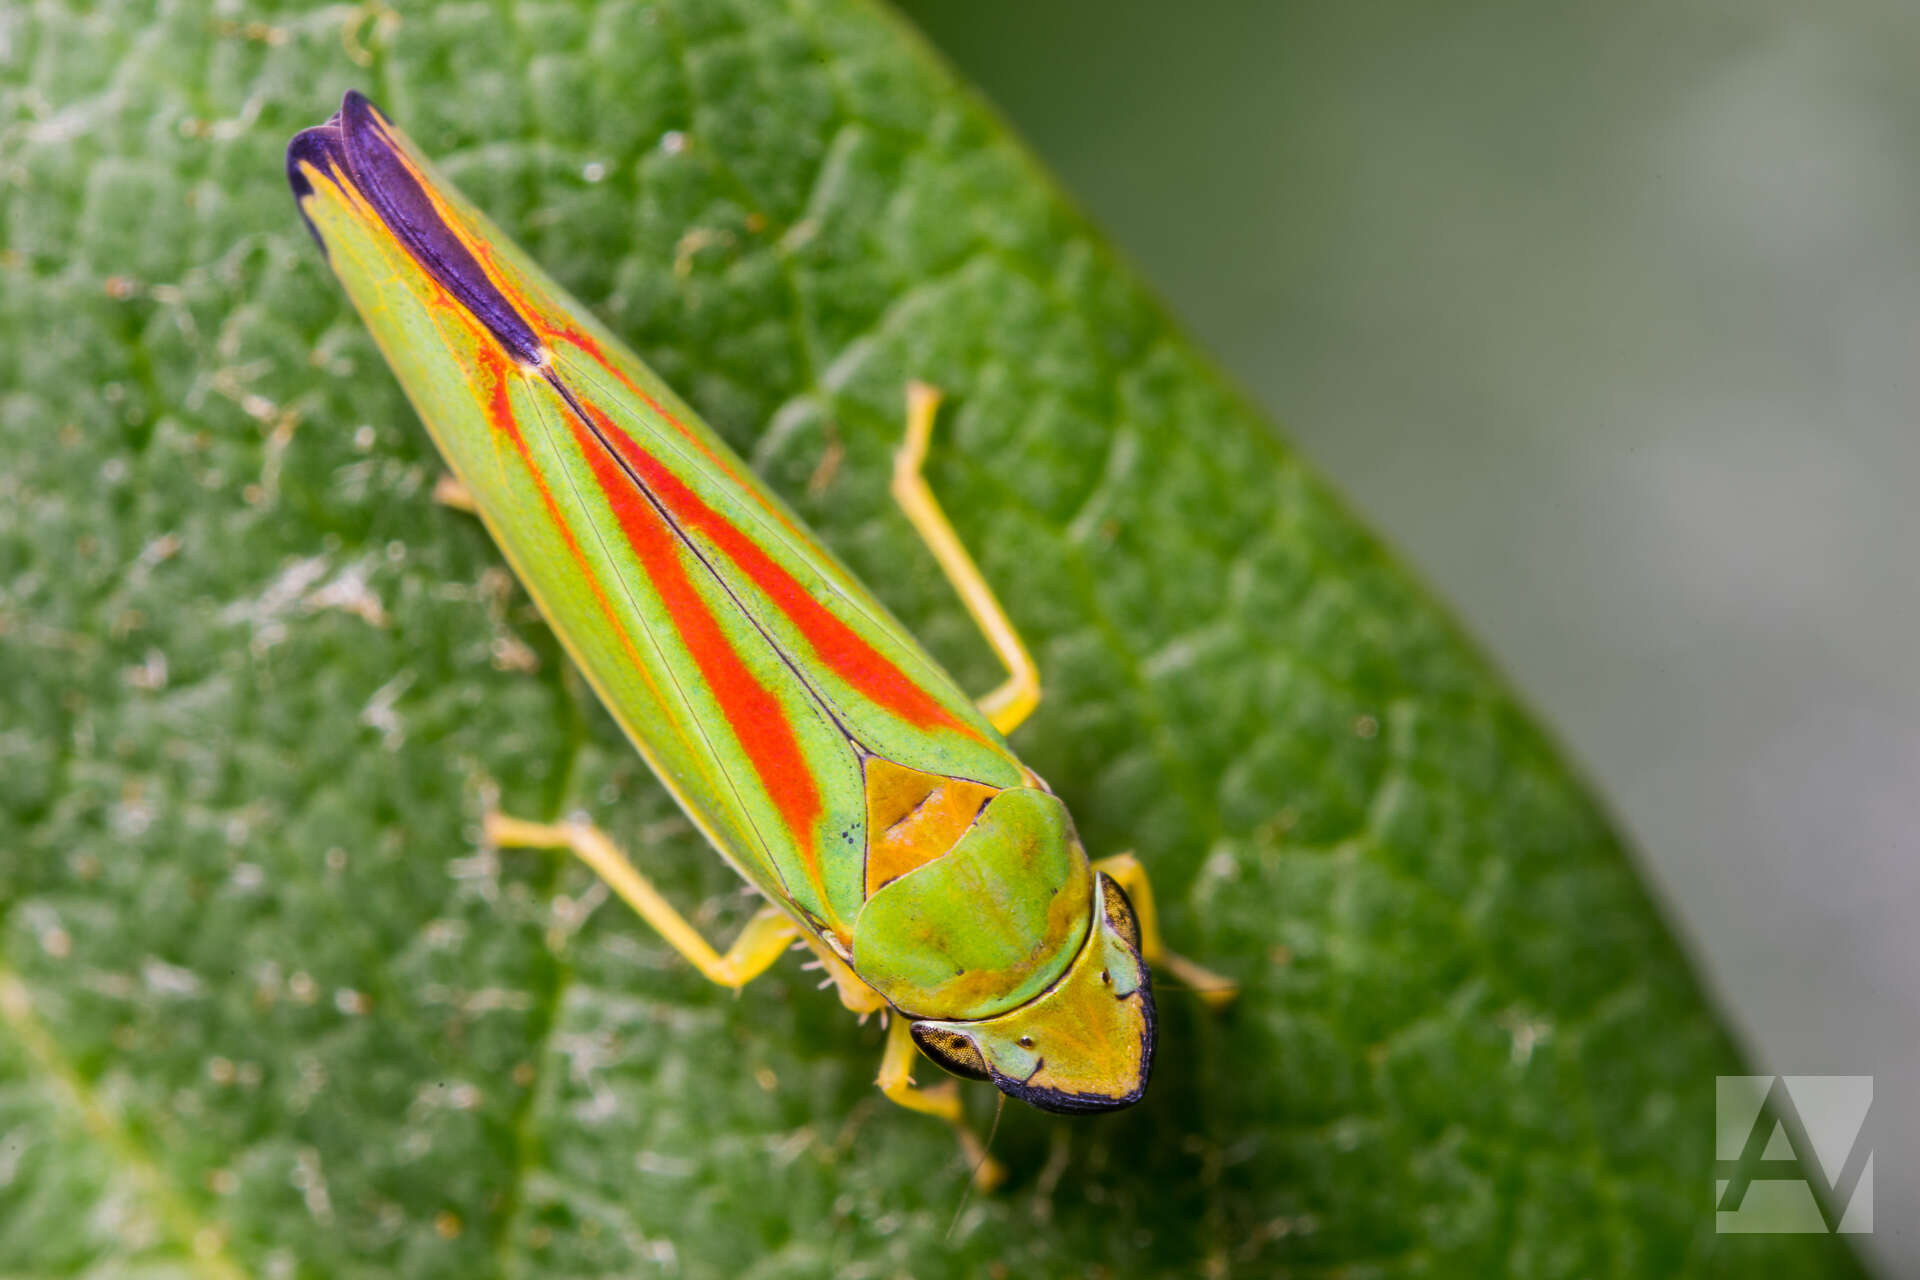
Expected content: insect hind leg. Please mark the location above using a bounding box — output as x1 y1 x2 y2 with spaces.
487 812 796 989
891 381 1042 737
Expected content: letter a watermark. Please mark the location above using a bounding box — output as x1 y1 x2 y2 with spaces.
1716 1075 1872 1233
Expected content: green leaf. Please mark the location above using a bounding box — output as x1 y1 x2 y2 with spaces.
0 2 1866 1277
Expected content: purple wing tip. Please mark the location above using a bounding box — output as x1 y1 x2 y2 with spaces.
286 92 380 253
285 91 543 365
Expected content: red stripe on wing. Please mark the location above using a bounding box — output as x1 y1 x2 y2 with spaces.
480 364 690 750
578 400 978 740
560 401 828 895
550 322 825 548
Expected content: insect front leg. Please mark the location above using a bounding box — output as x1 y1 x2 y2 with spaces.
891 381 1042 737
1091 853 1239 1008
487 813 798 989
876 1016 1007 1192
789 934 891 1018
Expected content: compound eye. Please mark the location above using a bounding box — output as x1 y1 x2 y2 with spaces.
910 1024 991 1081
1099 875 1142 952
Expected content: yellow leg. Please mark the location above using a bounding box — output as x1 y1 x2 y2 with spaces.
433 472 477 512
892 381 1042 737
487 813 797 989
1092 853 1238 1009
877 1016 1007 1191
795 933 892 1019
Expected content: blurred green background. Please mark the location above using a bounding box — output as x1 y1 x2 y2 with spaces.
896 0 1918 1268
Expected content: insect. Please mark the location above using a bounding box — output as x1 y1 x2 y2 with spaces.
287 92 1233 1184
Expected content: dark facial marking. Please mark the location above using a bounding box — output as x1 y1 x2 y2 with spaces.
911 1024 990 1082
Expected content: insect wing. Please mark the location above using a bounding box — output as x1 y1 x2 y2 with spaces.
289 93 1024 937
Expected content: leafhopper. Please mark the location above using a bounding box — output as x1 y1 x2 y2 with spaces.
287 92 1232 1182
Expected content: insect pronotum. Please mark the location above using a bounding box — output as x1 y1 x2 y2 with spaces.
287 92 1234 1186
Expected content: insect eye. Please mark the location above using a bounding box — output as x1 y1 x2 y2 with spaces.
910 1024 990 1081
1100 969 1112 985
1099 877 1142 951
1017 1036 1034 1049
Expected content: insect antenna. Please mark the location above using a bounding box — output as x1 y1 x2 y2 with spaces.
947 1092 1007 1240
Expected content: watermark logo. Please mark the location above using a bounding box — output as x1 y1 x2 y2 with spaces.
1716 1075 1872 1233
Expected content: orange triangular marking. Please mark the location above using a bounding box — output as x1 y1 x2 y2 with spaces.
863 758 998 897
